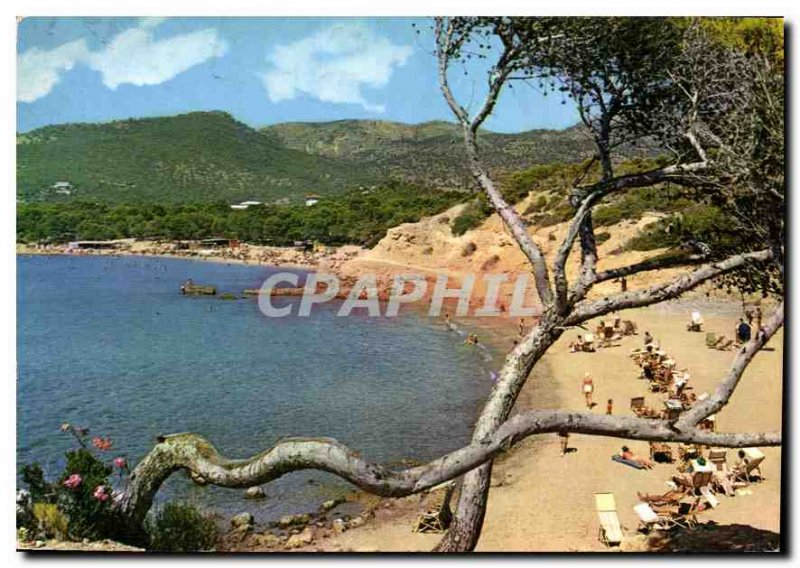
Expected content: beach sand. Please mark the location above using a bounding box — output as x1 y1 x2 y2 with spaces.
295 300 783 552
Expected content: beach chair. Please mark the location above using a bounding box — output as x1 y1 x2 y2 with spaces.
699 486 720 509
634 502 694 532
630 397 661 419
699 414 716 432
705 332 717 347
594 493 624 547
412 483 454 533
688 461 715 491
707 449 735 495
583 334 596 352
650 442 675 463
733 448 766 484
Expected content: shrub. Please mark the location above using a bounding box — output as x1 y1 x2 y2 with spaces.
595 231 611 244
147 502 218 552
451 197 493 236
461 242 478 257
20 423 130 542
33 503 69 539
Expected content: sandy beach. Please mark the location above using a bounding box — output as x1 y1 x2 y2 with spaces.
274 299 783 552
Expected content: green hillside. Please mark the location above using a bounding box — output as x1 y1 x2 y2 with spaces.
17 112 600 205
262 120 597 188
17 112 379 204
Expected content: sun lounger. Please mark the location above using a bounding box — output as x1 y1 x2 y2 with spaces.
634 502 694 532
699 486 720 509
595 493 624 547
612 455 646 469
705 332 717 347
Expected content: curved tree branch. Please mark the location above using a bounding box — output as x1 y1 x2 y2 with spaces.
565 249 773 325
677 302 784 428
116 409 780 531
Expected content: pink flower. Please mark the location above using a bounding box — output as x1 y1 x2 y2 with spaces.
63 474 82 489
92 437 113 451
113 457 127 469
93 485 110 502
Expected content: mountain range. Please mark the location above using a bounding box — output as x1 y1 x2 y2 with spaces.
17 111 596 204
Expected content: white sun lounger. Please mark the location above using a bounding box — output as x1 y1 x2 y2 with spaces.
595 492 623 547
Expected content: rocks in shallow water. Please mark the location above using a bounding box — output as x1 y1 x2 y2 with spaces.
245 486 266 499
277 513 312 529
231 512 254 531
285 527 315 549
320 498 344 512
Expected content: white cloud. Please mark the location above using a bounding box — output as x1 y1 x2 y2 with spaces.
17 38 89 103
261 24 412 113
87 24 228 90
17 19 228 102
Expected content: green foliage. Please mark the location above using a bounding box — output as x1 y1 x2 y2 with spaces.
451 196 493 236
21 463 52 503
147 502 218 552
32 503 69 539
56 448 116 540
20 425 126 543
263 120 596 191
595 231 611 244
592 184 695 227
17 112 378 204
625 205 743 252
17 184 464 246
698 17 784 66
18 112 597 205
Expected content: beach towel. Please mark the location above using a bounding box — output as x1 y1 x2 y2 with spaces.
612 455 645 469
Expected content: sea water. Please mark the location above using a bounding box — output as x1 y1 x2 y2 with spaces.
17 254 493 523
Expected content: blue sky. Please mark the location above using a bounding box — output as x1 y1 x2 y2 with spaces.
17 17 579 133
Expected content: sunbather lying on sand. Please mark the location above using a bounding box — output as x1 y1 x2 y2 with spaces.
620 446 654 469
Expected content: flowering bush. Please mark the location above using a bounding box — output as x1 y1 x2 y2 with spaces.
19 423 131 541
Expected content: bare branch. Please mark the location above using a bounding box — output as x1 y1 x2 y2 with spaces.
117 409 780 528
565 249 773 325
677 302 784 428
593 253 709 284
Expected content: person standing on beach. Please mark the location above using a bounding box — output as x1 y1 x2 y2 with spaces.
558 430 570 456
755 305 763 330
518 318 526 337
736 318 752 344
582 373 594 409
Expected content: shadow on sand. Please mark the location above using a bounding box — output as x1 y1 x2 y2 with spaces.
647 522 780 552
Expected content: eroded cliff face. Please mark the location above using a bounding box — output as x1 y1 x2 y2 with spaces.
336 192 679 313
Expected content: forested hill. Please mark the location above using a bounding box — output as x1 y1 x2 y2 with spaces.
261 119 596 189
17 112 596 204
17 112 378 204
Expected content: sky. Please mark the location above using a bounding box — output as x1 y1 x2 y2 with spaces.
16 17 579 133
